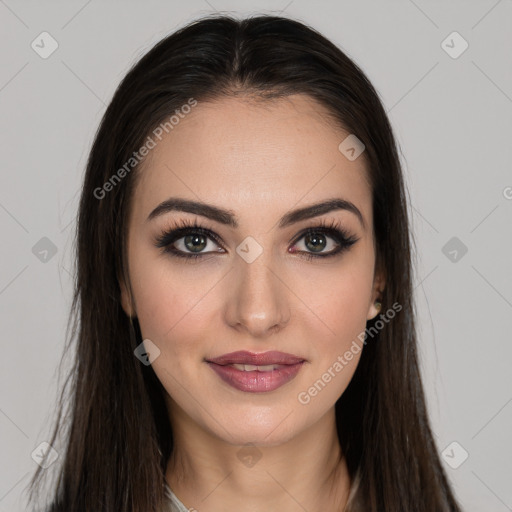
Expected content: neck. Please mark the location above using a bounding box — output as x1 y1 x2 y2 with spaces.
165 405 351 512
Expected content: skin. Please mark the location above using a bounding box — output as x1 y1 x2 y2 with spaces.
120 94 385 511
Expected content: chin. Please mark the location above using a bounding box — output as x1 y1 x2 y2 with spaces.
210 411 301 447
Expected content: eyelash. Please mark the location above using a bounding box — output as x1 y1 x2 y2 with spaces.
154 218 359 262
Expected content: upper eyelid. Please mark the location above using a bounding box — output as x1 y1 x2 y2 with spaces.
158 223 355 252
161 216 355 235
169 222 350 238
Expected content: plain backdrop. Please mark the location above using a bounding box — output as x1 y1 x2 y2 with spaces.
0 1 511 511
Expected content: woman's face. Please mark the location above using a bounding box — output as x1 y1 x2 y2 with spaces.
121 94 384 446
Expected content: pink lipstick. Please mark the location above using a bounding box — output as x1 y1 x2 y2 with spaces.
206 350 305 393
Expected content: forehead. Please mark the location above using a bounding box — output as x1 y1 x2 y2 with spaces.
132 94 372 228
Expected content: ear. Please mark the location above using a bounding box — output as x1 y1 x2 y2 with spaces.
119 275 136 318
366 264 386 321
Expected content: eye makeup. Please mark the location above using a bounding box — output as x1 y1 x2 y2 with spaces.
153 217 359 262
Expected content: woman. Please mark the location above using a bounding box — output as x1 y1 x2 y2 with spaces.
28 13 462 512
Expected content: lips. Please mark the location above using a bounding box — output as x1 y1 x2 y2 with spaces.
206 351 305 393
206 350 304 366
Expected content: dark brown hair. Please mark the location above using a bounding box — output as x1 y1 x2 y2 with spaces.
28 13 462 511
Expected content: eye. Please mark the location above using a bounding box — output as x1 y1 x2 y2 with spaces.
154 221 225 260
174 232 221 255
293 231 338 253
154 218 359 262
289 220 359 260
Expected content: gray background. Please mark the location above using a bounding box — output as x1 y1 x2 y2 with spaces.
1 1 511 511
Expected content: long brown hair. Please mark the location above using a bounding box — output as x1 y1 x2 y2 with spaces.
27 14 462 511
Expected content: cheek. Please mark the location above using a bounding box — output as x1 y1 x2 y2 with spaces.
293 257 374 341
131 258 214 403
128 240 216 342
128 255 230 403
291 256 373 399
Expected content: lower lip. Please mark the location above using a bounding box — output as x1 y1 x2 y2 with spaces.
207 362 304 393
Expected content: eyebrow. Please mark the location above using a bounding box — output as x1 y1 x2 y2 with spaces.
147 197 366 230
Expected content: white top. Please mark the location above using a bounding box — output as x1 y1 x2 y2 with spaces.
164 482 190 512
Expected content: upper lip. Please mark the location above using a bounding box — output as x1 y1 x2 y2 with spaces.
206 350 305 366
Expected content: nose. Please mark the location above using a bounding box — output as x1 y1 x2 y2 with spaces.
224 254 291 338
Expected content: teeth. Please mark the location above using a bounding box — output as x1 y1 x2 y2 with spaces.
230 363 280 372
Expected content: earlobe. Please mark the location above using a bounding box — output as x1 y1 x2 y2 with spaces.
367 298 383 320
367 267 386 320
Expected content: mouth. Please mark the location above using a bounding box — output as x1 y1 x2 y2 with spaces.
205 351 305 393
